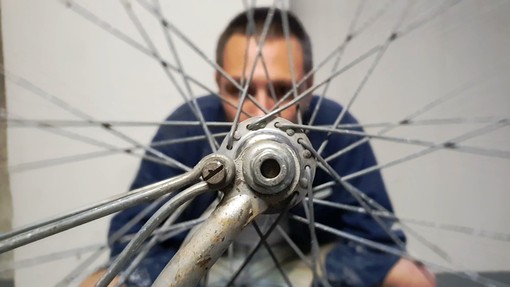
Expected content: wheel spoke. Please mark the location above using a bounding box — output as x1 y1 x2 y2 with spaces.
290 215 510 287
316 2 413 155
55 196 172 286
4 118 232 128
280 8 300 120
136 0 267 114
114 201 192 287
243 1 278 104
398 0 461 38
313 116 509 130
308 0 390 126
2 68 191 171
123 0 219 153
302 178 332 287
275 225 312 269
9 131 228 173
227 4 277 149
279 122 510 160
312 188 510 244
225 199 293 286
0 169 200 252
3 113 175 172
4 1 509 286
325 66 507 163
61 0 249 118
343 121 509 181
55 246 107 287
308 197 455 265
0 244 102 273
298 140 407 250
252 222 294 287
352 0 395 36
252 45 382 127
97 181 209 287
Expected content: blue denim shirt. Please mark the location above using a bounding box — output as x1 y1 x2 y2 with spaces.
109 95 405 286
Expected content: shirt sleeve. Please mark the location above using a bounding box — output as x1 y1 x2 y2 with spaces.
107 96 224 285
321 131 405 286
107 101 214 285
329 124 406 287
298 98 406 286
108 110 189 258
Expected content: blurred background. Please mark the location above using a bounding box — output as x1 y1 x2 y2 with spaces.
1 0 509 286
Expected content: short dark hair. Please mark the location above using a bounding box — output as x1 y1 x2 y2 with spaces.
216 7 313 75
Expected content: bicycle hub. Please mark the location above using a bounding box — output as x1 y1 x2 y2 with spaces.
157 117 317 286
218 116 317 214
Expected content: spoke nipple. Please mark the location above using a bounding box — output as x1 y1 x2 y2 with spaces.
399 119 410 125
443 142 456 149
161 20 168 28
299 176 309 188
346 34 353 42
389 33 398 42
101 122 112 129
233 131 241 140
248 121 266 130
160 60 168 68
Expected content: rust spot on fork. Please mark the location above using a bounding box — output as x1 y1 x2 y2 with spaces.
196 256 212 268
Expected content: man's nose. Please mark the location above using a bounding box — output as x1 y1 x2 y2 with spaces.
251 89 275 116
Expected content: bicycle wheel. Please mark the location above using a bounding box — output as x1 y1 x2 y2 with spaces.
1 0 509 286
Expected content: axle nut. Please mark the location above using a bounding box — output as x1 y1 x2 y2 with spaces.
242 141 296 195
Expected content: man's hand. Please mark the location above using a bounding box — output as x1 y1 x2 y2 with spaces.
80 270 121 287
383 258 436 287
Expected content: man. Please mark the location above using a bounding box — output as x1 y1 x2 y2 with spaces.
83 7 434 287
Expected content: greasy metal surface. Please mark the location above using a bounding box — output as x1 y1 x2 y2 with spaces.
226 116 317 214
96 154 235 287
242 140 295 195
153 117 317 287
153 192 254 287
0 172 197 254
0 154 232 255
98 181 212 287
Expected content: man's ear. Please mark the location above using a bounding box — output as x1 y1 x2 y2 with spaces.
215 71 222 90
305 74 314 91
299 75 314 112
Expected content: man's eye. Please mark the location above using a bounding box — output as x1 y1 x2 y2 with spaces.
247 86 256 97
273 84 293 100
225 84 239 95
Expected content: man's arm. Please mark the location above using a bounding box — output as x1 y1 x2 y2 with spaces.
383 259 436 287
306 98 435 286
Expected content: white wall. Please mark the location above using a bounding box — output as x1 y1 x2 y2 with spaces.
290 0 510 272
2 0 509 286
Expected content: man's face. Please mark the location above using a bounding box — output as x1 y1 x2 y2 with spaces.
217 34 311 123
